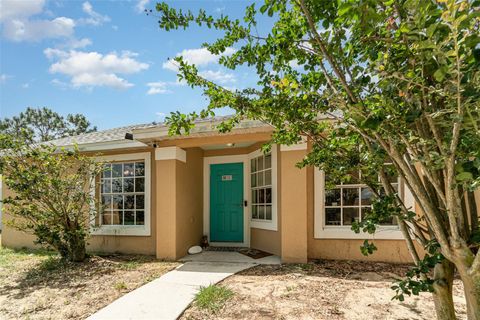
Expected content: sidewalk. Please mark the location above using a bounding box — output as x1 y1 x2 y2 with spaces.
88 252 280 320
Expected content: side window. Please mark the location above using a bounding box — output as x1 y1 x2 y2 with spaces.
250 153 272 221
324 166 399 226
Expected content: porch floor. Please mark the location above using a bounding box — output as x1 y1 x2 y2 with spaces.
179 250 281 265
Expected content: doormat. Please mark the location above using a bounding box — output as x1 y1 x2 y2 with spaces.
205 247 244 252
238 248 272 259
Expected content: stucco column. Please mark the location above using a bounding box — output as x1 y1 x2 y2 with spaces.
155 158 177 260
280 144 308 263
154 147 186 260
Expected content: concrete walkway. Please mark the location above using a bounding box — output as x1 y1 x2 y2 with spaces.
88 252 280 320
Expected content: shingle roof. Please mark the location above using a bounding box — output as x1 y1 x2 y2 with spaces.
47 115 267 147
46 116 238 147
48 123 156 147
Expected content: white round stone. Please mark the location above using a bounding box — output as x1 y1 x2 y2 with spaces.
188 245 202 255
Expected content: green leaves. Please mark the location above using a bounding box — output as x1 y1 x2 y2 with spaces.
391 240 443 301
154 3 480 309
433 66 448 82
0 136 104 261
0 107 96 145
360 240 377 256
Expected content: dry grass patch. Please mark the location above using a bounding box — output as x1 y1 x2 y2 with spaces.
181 260 467 320
0 246 178 320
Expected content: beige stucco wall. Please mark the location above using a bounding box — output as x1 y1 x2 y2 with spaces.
250 145 282 256
280 149 308 263
1 147 157 255
303 146 417 264
155 148 205 260
155 158 177 259
175 148 204 259
3 132 479 264
250 228 281 256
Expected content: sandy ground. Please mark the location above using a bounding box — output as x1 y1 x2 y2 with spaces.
0 247 178 320
181 260 467 320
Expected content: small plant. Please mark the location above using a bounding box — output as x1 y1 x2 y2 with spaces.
195 285 234 313
114 282 127 291
298 263 314 272
120 261 139 270
38 256 65 272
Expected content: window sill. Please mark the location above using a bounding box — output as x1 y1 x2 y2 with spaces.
314 226 403 240
91 225 151 237
250 219 278 231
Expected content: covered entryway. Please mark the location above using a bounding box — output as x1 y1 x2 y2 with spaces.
210 163 244 242
204 154 250 247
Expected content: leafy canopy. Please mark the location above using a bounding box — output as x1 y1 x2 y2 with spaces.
154 0 480 307
0 135 103 262
0 107 97 144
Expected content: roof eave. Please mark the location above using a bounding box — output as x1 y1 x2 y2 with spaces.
132 119 271 143
59 139 148 152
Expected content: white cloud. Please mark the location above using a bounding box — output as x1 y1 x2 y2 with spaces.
162 47 236 71
215 7 225 14
2 16 75 42
45 49 149 89
145 80 185 95
162 60 180 72
22 82 30 89
199 70 236 84
0 74 10 84
51 78 69 89
1 1 109 42
135 0 150 13
0 0 44 22
0 0 76 42
146 81 170 95
79 1 110 26
44 47 69 60
66 37 92 49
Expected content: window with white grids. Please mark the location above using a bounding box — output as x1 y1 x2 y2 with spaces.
324 166 399 226
250 153 273 221
248 146 278 231
100 161 146 226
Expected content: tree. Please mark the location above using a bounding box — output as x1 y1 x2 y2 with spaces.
0 107 97 143
0 135 103 262
153 0 480 319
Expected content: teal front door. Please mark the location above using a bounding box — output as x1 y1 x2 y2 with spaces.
210 163 244 242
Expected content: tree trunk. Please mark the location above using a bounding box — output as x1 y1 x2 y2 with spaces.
68 234 86 262
432 260 456 320
457 267 480 320
70 241 86 262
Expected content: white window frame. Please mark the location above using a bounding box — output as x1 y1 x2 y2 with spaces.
91 152 151 236
248 146 278 231
314 168 407 239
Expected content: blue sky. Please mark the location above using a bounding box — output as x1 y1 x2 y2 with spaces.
0 0 259 130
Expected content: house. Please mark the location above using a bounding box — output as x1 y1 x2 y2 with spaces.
2 117 429 263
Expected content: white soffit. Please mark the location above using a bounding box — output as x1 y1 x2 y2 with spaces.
201 141 257 150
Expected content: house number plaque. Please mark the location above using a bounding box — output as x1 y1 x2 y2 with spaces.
222 175 233 181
